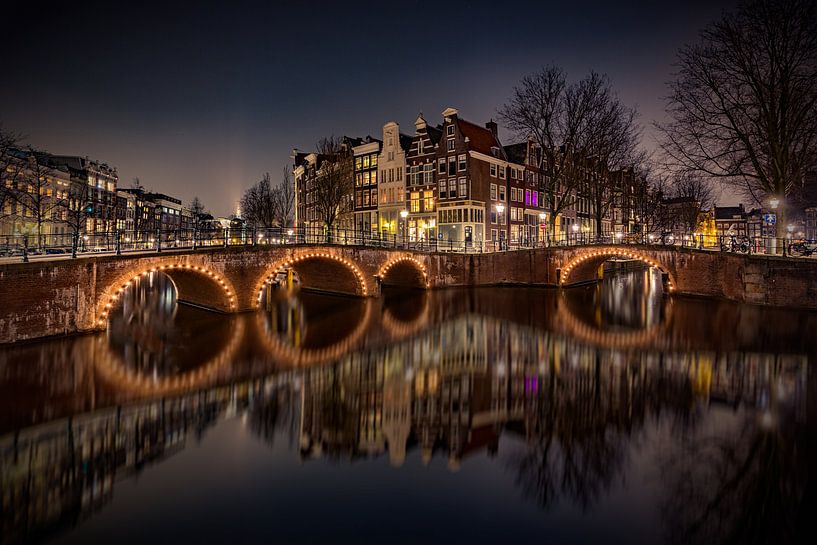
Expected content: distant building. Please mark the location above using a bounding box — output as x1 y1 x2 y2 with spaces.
405 114 441 243
351 136 381 236
714 204 748 237
376 122 411 239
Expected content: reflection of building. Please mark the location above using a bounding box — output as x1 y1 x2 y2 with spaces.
0 381 294 545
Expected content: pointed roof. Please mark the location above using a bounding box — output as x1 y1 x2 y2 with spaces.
457 118 505 158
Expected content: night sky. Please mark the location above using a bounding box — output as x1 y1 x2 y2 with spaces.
1 0 739 216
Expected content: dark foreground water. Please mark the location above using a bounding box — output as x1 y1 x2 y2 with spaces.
1 269 816 545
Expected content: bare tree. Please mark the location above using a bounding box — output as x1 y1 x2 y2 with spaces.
65 178 93 252
275 167 295 227
240 172 277 228
657 0 817 237
11 148 66 246
669 173 714 233
500 67 619 236
0 127 25 229
580 74 643 237
189 196 207 230
312 136 354 240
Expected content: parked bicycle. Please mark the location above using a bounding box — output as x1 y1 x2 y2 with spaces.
789 240 817 257
720 235 750 253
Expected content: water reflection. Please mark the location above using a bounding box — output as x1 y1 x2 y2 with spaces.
0 274 815 545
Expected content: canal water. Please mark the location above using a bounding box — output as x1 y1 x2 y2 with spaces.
1 269 815 545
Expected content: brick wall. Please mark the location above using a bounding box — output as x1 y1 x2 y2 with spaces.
4 244 817 343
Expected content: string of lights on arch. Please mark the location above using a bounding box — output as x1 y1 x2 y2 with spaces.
98 263 236 325
377 255 430 288
256 251 369 304
560 248 675 292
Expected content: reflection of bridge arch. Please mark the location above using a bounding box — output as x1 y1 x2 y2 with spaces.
94 317 245 395
381 291 431 339
377 255 429 288
96 263 236 326
560 247 675 291
256 251 369 305
257 299 375 367
555 290 673 350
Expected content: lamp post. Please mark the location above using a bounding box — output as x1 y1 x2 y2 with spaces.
538 212 547 247
769 198 780 255
400 209 409 247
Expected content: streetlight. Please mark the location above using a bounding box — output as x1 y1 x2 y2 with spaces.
400 209 409 246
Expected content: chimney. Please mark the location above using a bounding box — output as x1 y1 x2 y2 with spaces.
485 120 498 137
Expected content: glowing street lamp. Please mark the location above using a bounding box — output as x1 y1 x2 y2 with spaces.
400 209 409 244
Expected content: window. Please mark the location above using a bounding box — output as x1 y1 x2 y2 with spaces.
499 166 506 179
356 192 363 207
511 168 516 180
458 154 466 171
424 190 434 211
490 164 497 177
364 171 370 185
490 183 497 200
371 170 377 184
448 178 456 196
410 191 420 212
447 124 455 136
447 139 455 151
439 181 447 199
356 173 363 186
525 189 532 206
499 186 506 201
532 191 538 207
448 156 456 176
438 159 446 174
370 154 377 167
459 177 467 197
418 140 424 154
371 190 377 205
423 163 434 184
363 155 370 168
397 167 402 181
388 151 394 161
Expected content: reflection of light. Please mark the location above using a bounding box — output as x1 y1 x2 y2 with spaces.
760 411 776 430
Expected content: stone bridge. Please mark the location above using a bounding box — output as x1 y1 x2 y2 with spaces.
3 243 817 343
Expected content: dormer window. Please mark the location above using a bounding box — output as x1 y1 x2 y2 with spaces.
491 146 500 157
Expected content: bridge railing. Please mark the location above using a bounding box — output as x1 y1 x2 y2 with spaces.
0 226 813 262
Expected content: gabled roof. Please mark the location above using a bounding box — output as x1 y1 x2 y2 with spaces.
714 205 746 220
503 142 527 165
457 118 505 159
426 125 443 145
399 133 413 152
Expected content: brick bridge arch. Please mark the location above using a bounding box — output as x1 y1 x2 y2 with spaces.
96 261 238 326
255 249 372 303
559 246 676 292
377 255 430 289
